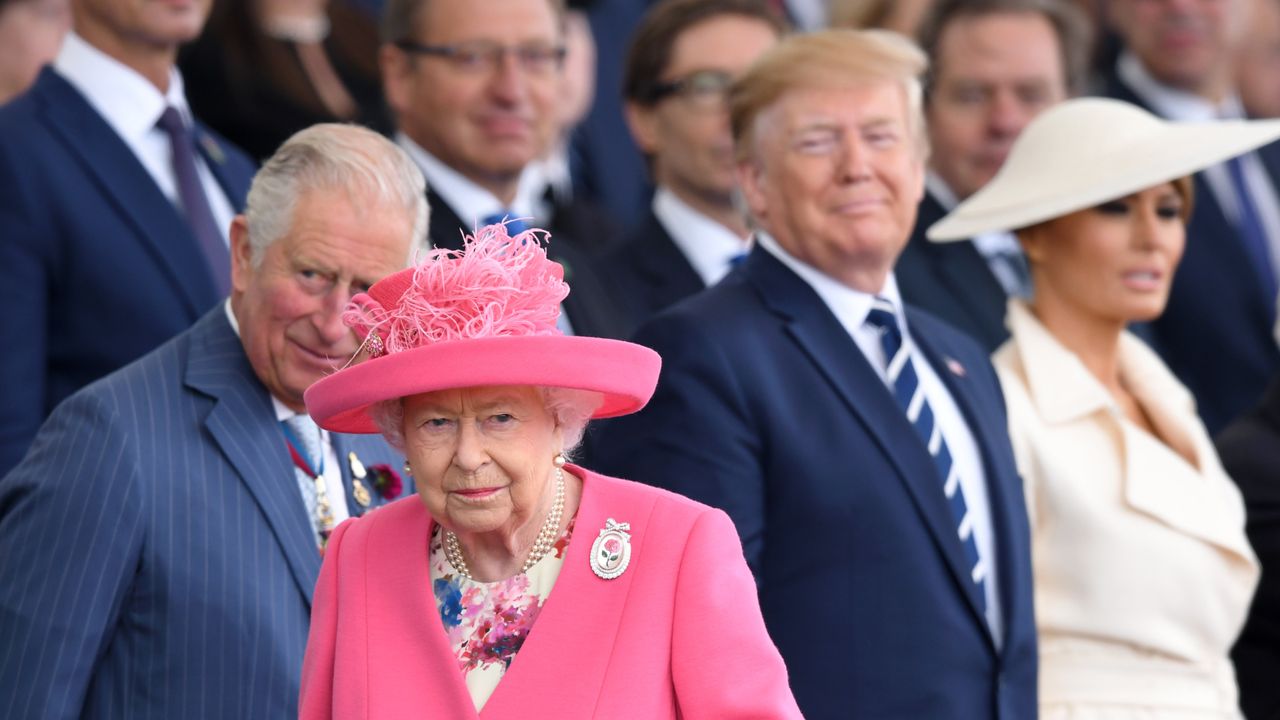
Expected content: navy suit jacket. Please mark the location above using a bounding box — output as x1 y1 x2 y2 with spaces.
1105 73 1280 433
897 191 1012 352
0 309 404 719
593 247 1037 719
427 187 627 339
603 209 706 336
0 68 257 473
1216 376 1280 720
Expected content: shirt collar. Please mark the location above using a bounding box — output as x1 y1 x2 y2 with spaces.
54 31 191 144
397 132 536 233
755 231 907 337
925 171 959 210
652 186 749 286
1117 50 1246 121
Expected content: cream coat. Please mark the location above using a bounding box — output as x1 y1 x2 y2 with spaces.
994 300 1259 718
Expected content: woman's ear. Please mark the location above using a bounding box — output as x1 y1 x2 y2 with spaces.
1017 225 1048 265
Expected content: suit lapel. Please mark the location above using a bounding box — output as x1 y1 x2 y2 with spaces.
632 212 706 309
910 313 1024 650
183 310 322 605
481 468 652 716
746 250 990 632
35 69 219 314
194 123 250 211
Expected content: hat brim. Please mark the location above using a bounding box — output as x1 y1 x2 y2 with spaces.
927 105 1280 241
304 335 662 434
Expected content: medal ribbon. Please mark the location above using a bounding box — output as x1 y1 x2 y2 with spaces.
280 422 334 550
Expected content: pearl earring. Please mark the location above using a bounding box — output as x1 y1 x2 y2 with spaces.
553 453 566 468
403 460 412 475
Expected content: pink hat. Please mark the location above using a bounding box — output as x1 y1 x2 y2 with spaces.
304 224 661 434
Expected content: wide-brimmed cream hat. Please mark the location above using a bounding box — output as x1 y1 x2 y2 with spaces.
927 97 1280 241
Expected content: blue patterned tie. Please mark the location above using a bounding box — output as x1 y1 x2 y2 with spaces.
865 297 987 612
156 106 230 296
281 415 324 545
482 212 530 235
1224 155 1278 308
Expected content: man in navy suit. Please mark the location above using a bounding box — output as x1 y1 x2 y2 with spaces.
1105 0 1280 432
380 0 624 339
0 125 424 719
896 0 1088 351
0 0 257 473
605 0 782 335
593 30 1036 719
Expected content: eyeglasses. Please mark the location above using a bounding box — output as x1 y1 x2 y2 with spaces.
394 40 567 75
649 70 734 110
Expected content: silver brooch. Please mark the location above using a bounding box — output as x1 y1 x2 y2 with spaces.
590 518 632 580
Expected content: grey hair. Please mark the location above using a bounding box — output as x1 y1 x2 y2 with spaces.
371 386 602 458
243 124 429 267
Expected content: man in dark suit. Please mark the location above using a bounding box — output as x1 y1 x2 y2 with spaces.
896 0 1088 351
379 0 624 338
605 0 783 335
593 30 1036 719
1104 0 1280 432
0 0 257 473
0 125 422 719
1217 368 1280 720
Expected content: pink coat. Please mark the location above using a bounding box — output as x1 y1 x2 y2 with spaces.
299 468 802 719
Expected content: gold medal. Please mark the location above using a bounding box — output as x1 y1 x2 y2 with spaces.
352 478 372 507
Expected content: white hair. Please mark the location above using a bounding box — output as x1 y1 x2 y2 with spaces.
370 386 602 459
244 124 429 266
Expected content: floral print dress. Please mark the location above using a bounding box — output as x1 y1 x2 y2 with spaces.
429 519 575 711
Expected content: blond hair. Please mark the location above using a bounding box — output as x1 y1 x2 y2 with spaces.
730 29 928 163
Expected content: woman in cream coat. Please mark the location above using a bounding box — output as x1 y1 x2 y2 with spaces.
929 98 1280 718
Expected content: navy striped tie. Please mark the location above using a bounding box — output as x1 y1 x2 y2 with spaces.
865 297 987 611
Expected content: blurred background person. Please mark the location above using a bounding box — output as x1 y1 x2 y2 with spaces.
298 225 802 719
1105 0 1280 433
1236 0 1280 118
180 0 391 162
897 0 1091 351
595 30 1037 720
0 124 420 719
931 97 1276 719
1217 312 1280 720
606 0 784 334
379 0 624 339
0 0 69 105
0 0 256 474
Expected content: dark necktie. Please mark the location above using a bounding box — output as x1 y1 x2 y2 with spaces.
1224 155 1278 306
865 297 988 613
156 106 231 296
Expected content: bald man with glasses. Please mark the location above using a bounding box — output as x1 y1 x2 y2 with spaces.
380 0 624 340
605 0 784 335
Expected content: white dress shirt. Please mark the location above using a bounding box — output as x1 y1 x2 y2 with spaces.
1119 51 1280 276
756 232 1004 647
652 186 751 287
54 32 236 245
223 301 350 525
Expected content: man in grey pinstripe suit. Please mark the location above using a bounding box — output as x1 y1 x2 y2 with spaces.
0 124 428 719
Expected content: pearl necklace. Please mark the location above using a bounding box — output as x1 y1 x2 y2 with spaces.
444 468 565 582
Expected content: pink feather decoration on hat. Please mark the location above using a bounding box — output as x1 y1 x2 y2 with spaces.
343 223 569 356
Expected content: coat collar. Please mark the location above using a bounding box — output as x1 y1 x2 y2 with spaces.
362 467 659 718
1005 300 1254 560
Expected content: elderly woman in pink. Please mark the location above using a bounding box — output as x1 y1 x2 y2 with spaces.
298 224 800 719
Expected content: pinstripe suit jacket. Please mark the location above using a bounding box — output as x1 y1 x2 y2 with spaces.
0 309 404 719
